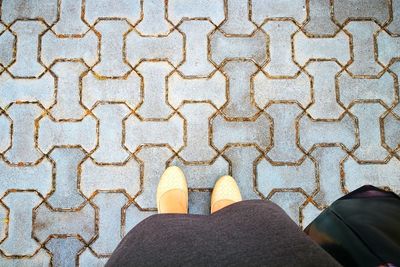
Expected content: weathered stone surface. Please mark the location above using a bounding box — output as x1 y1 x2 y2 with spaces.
0 1 399 265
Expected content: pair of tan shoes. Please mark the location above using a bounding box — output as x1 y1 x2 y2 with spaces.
156 166 242 214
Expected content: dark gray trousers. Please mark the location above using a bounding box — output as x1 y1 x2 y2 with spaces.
106 200 341 266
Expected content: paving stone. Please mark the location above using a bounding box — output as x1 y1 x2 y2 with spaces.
343 157 400 194
168 0 224 25
38 115 98 154
4 103 43 164
80 157 141 198
46 237 84 267
301 202 322 228
305 61 345 119
0 159 53 197
0 112 11 153
220 0 256 35
298 113 357 152
223 146 263 200
81 71 141 109
212 112 272 151
79 249 108 267
310 146 347 207
253 71 311 108
0 72 55 109
338 70 397 107
0 202 7 243
178 103 218 162
0 0 399 265
136 0 172 36
0 29 15 68
257 156 317 198
1 0 57 24
293 30 350 66
170 156 230 188
177 20 216 77
0 192 42 256
91 192 129 256
125 204 156 235
93 20 131 77
0 249 51 266
304 0 339 36
262 21 299 77
84 0 141 25
124 113 184 152
350 103 390 162
265 104 305 163
344 21 383 76
383 111 400 151
126 31 183 67
168 71 226 109
387 0 400 34
47 148 86 209
333 0 390 25
189 191 210 215
9 21 47 78
269 191 306 225
53 0 88 35
91 103 131 164
34 202 96 243
251 0 306 25
134 147 174 209
221 60 259 118
134 61 175 119
41 30 99 67
377 30 400 66
210 29 268 66
49 61 88 120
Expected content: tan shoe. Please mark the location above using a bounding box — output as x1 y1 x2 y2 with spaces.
211 175 242 214
156 166 188 214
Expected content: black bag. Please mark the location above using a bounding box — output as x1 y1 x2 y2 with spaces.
304 185 400 267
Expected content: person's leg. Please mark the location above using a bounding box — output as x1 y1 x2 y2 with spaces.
106 200 340 266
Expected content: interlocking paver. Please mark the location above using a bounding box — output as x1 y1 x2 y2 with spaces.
93 20 131 77
47 148 86 209
0 192 42 256
333 0 390 25
338 70 397 107
220 0 256 35
9 21 47 78
262 21 299 77
177 20 215 77
299 113 358 152
304 0 339 36
251 0 306 25
264 104 305 163
46 237 85 267
221 60 259 118
80 157 141 198
305 61 345 119
310 146 347 207
1 0 400 265
345 21 383 76
91 192 129 256
0 72 55 108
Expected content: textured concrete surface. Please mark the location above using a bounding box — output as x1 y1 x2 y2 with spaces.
0 0 400 265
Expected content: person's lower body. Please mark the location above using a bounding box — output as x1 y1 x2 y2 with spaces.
106 199 340 266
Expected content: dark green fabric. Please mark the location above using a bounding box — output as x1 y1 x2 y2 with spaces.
305 186 400 267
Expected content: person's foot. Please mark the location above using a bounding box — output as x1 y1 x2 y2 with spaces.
156 166 188 214
211 175 242 214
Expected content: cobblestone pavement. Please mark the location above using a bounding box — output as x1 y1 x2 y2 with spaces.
0 0 400 265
